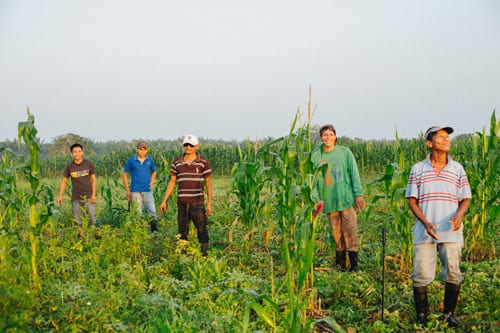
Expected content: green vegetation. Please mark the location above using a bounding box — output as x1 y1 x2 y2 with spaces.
0 109 498 332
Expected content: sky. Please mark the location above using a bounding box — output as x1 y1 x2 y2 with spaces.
1 0 499 143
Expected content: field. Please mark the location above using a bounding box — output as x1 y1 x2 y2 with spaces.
0 110 498 332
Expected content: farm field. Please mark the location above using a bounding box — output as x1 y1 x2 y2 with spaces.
0 111 499 332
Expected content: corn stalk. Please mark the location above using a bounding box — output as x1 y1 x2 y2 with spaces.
17 108 55 289
242 88 344 331
464 110 499 260
367 132 416 273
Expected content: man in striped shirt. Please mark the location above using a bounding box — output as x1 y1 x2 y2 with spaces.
160 134 212 256
406 126 471 328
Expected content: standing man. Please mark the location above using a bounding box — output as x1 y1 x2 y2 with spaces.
123 140 158 232
311 124 365 272
159 134 212 256
57 143 100 239
406 126 471 328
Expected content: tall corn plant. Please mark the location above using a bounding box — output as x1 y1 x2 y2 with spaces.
463 110 499 260
231 140 271 229
367 133 420 273
17 109 55 288
242 88 343 332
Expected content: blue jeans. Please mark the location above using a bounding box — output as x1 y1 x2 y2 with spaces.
412 242 463 287
131 191 157 218
72 200 98 227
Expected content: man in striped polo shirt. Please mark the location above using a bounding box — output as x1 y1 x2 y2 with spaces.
406 126 471 328
160 134 212 256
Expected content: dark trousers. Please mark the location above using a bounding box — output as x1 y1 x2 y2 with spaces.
177 202 209 244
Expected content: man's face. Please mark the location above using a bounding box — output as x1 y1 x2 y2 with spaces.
71 147 84 162
136 147 148 157
427 129 451 152
183 143 198 153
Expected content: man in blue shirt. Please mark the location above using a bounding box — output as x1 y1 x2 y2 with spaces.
123 141 158 232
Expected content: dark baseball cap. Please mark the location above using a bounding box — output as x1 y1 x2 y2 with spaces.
424 126 453 140
136 141 148 149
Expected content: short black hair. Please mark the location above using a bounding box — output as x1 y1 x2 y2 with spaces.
319 124 336 136
70 143 83 152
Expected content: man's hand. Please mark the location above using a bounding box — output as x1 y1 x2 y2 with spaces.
449 216 462 231
424 222 440 240
355 196 365 210
160 201 167 215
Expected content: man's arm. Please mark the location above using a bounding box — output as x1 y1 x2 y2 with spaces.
407 197 440 240
57 177 68 205
450 198 470 231
90 174 97 203
205 175 213 216
150 171 157 190
160 175 177 214
122 172 131 201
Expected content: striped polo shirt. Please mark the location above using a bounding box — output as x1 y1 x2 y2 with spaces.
406 154 471 245
170 153 212 204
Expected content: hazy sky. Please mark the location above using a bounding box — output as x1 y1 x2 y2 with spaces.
1 0 499 143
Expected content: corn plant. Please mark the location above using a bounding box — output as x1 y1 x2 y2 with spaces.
100 178 129 227
240 88 342 331
463 110 499 260
16 109 55 288
231 140 271 229
367 132 417 273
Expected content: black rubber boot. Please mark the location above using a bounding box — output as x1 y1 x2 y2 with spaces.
94 227 101 240
335 250 346 271
348 251 359 272
413 286 428 327
201 243 208 257
150 219 158 233
443 283 460 327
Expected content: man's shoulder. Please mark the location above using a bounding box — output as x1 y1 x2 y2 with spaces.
448 158 465 168
336 145 353 153
171 155 184 166
198 154 210 162
410 158 428 169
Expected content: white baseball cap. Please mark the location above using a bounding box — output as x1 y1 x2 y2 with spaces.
183 134 198 146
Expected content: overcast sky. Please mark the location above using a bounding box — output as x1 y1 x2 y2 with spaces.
1 0 499 143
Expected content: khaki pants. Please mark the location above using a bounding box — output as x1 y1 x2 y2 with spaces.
327 207 359 252
412 242 463 287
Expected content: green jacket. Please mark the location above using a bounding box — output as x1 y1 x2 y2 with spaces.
311 144 363 214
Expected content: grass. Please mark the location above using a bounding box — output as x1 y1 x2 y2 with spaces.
0 174 497 332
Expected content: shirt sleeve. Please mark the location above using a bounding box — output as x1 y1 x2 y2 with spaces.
349 150 363 197
124 158 131 173
406 165 419 198
150 157 156 172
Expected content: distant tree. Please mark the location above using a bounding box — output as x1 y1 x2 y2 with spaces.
47 133 95 158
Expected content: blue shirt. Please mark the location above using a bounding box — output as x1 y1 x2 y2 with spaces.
124 155 156 192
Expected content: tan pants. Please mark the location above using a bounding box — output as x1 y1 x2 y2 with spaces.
327 207 359 252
